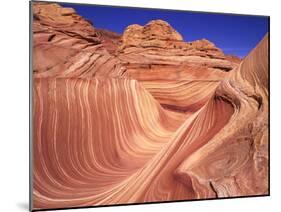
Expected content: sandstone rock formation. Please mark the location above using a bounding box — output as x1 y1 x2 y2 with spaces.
32 2 268 210
95 28 121 54
33 3 124 78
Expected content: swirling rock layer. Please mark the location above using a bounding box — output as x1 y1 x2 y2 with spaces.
32 3 268 210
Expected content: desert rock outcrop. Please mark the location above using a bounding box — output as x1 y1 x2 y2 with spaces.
32 2 268 210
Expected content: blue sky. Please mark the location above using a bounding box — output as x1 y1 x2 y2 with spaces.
61 3 268 58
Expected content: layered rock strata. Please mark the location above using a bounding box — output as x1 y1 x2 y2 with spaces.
32 3 268 210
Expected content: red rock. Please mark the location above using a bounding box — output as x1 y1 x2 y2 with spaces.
120 20 183 50
225 54 242 63
33 3 124 78
31 2 268 210
95 28 121 54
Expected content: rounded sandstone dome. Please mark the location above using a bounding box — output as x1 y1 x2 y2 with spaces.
144 20 183 41
121 19 183 49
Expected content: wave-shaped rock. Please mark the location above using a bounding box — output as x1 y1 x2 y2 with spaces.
32 2 268 210
177 34 269 198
